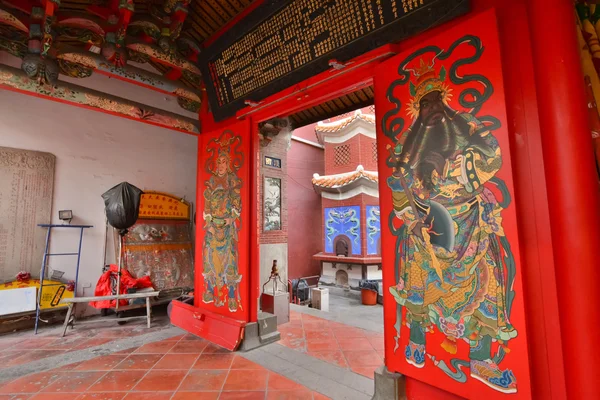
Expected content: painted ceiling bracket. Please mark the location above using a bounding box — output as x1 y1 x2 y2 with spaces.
0 64 200 134
55 48 201 105
258 117 292 148
0 0 202 111
20 0 59 86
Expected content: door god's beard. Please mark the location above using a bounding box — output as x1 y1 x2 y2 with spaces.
400 108 472 191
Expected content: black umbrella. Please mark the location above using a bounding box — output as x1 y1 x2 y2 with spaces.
101 182 144 310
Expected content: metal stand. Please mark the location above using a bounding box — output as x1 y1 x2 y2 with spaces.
116 233 124 311
35 224 93 334
261 260 286 297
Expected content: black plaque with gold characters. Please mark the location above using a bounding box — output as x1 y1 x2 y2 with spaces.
200 0 470 121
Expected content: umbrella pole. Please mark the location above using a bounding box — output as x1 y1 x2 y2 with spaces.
116 233 123 311
101 214 108 269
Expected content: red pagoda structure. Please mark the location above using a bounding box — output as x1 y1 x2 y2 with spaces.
311 107 382 289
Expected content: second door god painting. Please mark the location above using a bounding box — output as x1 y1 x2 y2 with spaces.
376 10 532 400
198 121 250 322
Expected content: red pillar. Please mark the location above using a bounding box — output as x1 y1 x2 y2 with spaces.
249 121 260 323
527 1 600 398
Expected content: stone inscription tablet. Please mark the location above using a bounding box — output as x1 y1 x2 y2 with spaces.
0 147 55 281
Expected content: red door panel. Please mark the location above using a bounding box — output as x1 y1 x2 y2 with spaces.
194 120 251 323
375 9 531 400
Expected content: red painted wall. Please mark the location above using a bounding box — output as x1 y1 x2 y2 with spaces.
293 122 319 141
287 135 324 280
359 134 378 172
323 132 378 175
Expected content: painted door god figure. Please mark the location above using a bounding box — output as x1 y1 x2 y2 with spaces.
202 132 244 313
387 58 518 394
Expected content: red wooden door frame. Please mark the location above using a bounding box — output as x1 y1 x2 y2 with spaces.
192 2 600 398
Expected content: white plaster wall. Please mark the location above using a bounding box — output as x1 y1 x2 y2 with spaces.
322 262 335 279
0 90 197 316
345 265 363 281
321 262 362 281
366 265 382 280
259 244 288 295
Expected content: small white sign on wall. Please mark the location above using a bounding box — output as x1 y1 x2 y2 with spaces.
0 287 37 315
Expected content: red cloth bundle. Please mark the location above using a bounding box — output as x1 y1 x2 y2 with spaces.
90 264 153 308
16 271 31 282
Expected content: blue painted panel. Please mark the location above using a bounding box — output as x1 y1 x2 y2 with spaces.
324 206 361 255
366 205 381 255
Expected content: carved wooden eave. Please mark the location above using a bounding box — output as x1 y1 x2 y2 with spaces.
0 64 199 134
125 41 200 76
0 0 203 114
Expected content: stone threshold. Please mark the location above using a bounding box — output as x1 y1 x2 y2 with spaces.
240 342 374 400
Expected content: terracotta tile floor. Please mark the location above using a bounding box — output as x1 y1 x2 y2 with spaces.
278 311 384 379
0 319 170 370
0 333 328 400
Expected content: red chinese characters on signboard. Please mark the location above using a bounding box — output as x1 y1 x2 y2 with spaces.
375 10 531 400
138 193 190 220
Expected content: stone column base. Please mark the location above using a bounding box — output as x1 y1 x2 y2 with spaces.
372 365 406 400
240 312 280 351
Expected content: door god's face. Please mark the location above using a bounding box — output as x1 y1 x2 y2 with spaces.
217 155 228 177
419 91 445 126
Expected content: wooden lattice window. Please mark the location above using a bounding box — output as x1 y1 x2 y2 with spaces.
372 142 378 162
334 145 351 166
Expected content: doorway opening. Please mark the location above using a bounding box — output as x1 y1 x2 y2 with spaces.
253 82 384 380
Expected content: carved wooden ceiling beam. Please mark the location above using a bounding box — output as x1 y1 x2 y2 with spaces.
136 0 199 82
0 1 202 74
0 63 200 134
0 6 29 58
0 0 34 14
125 40 200 76
0 1 203 112
56 47 201 112
0 5 27 32
18 0 60 86
86 0 133 67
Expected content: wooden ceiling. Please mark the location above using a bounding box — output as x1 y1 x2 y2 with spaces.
0 0 375 124
184 0 254 44
55 0 253 45
288 86 375 129
0 0 256 113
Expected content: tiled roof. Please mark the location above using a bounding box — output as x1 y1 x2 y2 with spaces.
315 109 375 134
312 166 378 189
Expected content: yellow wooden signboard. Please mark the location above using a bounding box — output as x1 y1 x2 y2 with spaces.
0 279 74 309
138 191 190 220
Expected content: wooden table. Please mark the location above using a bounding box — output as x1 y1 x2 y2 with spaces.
59 291 160 337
